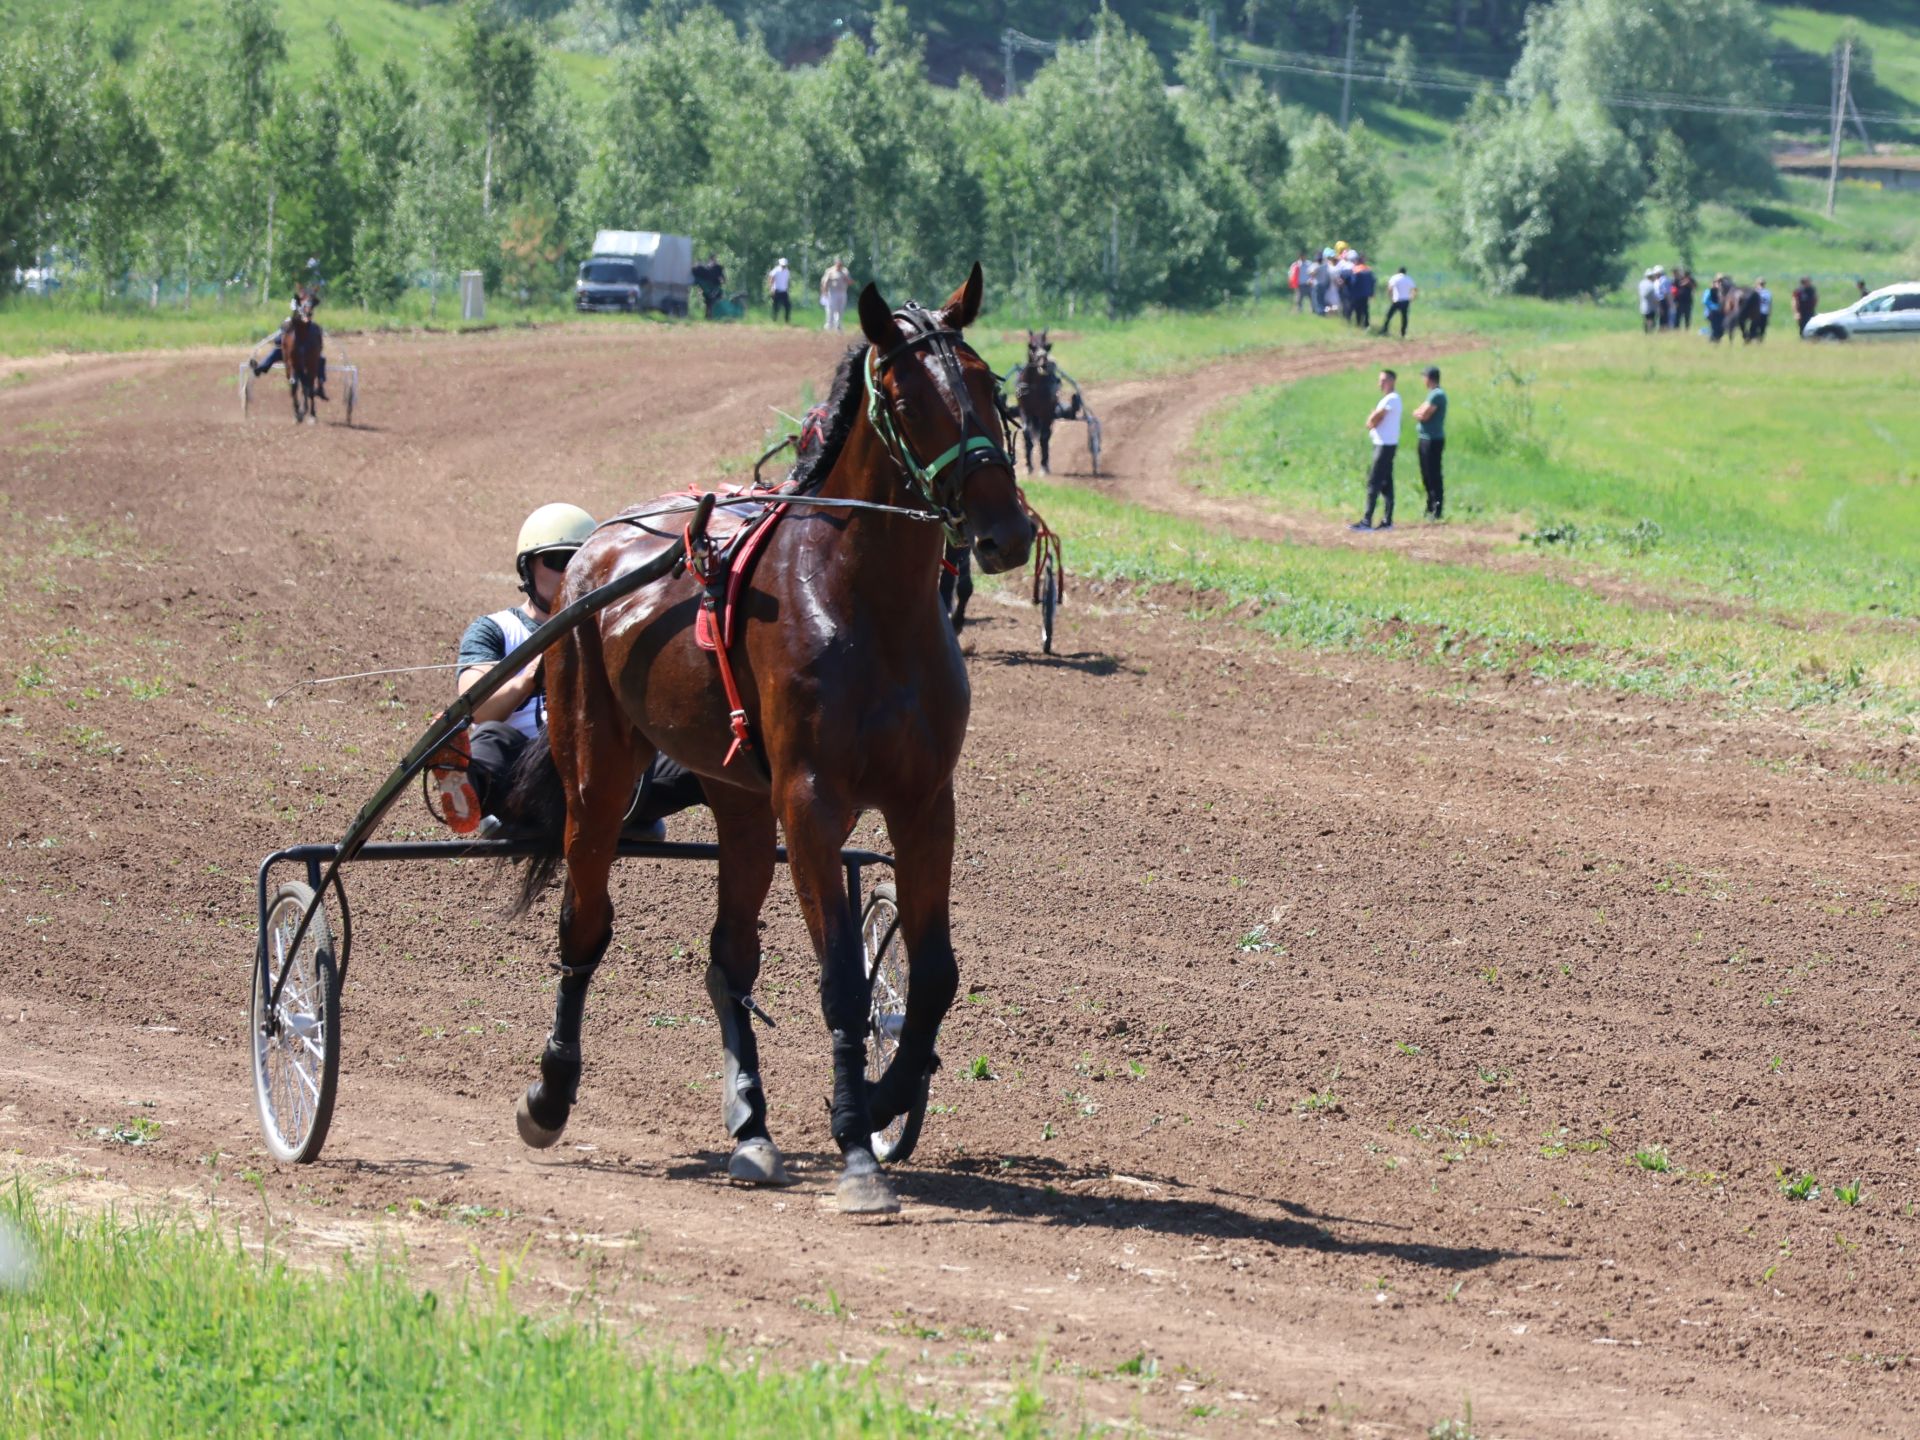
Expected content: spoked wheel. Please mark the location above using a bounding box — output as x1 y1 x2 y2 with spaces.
862 882 927 1165
1037 554 1059 655
344 373 356 428
1086 416 1103 477
239 363 254 418
251 881 342 1163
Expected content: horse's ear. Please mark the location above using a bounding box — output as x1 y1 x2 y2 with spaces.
1040 328 1049 345
940 262 984 330
858 283 896 349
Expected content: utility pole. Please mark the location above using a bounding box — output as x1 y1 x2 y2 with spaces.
1339 7 1360 130
1825 37 1852 219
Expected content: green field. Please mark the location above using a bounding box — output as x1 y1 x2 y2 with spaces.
0 0 614 97
963 319 1920 720
1196 331 1920 623
0 1186 1057 1439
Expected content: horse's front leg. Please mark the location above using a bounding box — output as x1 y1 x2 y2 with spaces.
779 774 897 1214
1038 420 1052 476
867 781 958 1134
704 786 789 1185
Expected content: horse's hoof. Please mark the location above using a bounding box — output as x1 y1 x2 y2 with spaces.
515 1088 567 1149
835 1168 901 1215
727 1136 793 1187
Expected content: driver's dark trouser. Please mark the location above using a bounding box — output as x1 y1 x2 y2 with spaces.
257 344 327 385
939 543 973 619
467 722 704 828
771 291 790 322
1364 444 1396 527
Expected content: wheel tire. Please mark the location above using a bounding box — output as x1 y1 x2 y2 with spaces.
344 377 356 428
1038 557 1058 655
862 883 927 1165
251 881 342 1163
1822 327 1848 341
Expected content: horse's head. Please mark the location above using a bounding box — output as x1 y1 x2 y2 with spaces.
858 263 1033 575
1025 329 1052 370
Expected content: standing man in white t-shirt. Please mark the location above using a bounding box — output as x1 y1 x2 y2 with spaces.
767 257 792 323
1378 266 1416 337
819 258 852 332
1352 370 1402 532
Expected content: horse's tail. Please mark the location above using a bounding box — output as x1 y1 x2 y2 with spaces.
501 727 568 915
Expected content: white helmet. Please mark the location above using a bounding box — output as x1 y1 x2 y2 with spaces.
515 503 596 594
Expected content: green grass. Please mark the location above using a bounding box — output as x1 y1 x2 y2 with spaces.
1196 332 1920 624
1021 472 1917 716
0 1185 1055 1440
0 0 613 100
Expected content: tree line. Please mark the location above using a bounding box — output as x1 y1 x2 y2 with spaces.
0 0 1782 314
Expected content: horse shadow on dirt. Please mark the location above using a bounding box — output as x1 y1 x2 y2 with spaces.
902 1157 1552 1271
661 1151 1549 1272
973 648 1129 677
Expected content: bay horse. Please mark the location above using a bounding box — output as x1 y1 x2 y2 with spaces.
1014 329 1060 475
284 290 324 421
506 264 1033 1214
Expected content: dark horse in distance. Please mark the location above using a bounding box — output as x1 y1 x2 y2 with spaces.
283 289 326 421
507 265 1033 1215
1014 329 1066 476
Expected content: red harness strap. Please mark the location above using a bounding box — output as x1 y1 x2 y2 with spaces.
688 495 791 771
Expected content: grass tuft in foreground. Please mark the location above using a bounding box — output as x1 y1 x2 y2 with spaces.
0 1185 1058 1440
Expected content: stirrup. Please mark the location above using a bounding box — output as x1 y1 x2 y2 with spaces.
425 730 482 835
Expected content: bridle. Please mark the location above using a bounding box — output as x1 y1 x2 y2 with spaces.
864 303 1016 545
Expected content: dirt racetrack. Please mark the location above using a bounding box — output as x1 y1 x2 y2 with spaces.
2 321 1917 1438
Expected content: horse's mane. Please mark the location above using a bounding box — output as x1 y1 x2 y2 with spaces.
788 343 869 495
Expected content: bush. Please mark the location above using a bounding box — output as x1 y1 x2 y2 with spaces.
1453 100 1641 299
1283 117 1393 256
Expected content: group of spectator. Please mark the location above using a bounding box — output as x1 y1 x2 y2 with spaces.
1288 248 1417 337
1638 269 1876 342
761 257 857 331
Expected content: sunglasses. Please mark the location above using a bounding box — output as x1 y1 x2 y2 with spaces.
535 551 574 573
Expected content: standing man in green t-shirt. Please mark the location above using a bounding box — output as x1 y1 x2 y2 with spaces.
1413 366 1447 521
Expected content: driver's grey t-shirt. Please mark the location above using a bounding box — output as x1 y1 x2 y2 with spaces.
458 606 542 738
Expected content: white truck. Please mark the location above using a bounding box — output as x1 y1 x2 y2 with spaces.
575 230 694 316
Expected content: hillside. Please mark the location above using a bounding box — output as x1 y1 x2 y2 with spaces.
5 0 1914 148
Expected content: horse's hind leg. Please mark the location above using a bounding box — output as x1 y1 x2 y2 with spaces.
866 782 958 1136
515 636 636 1149
704 787 789 1184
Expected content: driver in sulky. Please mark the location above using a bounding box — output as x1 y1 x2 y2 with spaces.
427 503 705 838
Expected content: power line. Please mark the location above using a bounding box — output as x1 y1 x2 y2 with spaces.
1219 52 1920 127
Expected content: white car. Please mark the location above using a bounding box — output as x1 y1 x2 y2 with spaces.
1801 282 1920 340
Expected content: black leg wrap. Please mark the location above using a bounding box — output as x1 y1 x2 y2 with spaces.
524 1037 581 1131
828 1028 871 1152
705 964 769 1141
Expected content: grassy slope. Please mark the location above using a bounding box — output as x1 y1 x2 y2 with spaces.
0 1187 1054 1440
0 0 612 98
1198 331 1920 622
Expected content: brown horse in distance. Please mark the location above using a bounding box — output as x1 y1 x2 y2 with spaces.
284 290 324 421
507 265 1033 1214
